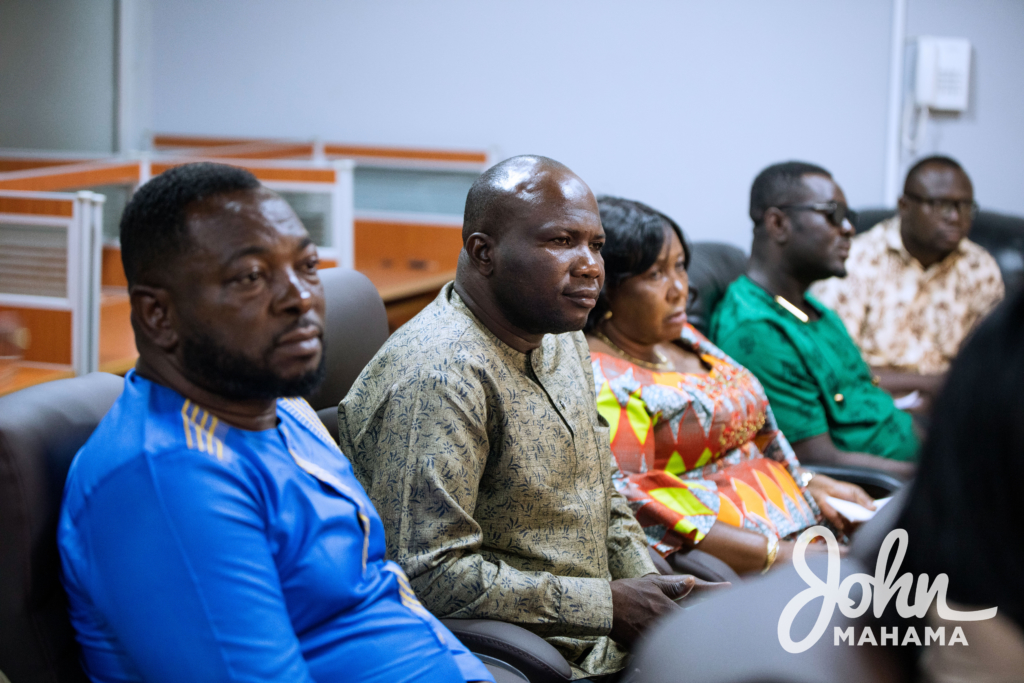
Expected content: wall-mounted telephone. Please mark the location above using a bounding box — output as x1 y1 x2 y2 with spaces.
914 37 971 111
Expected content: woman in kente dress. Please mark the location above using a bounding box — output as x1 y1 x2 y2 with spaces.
586 196 874 575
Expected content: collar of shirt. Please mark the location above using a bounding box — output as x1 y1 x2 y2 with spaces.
447 283 579 435
884 214 966 278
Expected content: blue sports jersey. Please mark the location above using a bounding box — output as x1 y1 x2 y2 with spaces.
58 370 491 683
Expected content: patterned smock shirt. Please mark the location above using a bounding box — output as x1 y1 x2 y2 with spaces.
338 283 657 679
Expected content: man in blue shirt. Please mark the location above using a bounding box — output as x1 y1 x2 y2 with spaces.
58 162 493 683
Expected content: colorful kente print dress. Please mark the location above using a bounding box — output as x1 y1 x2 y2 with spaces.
592 323 821 556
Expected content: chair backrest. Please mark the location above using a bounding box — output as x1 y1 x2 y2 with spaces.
685 241 749 335
302 267 390 439
0 372 124 683
851 208 896 234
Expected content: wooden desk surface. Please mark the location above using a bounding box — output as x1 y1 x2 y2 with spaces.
0 364 75 397
361 267 456 302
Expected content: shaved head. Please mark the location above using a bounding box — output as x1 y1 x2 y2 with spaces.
463 155 588 243
454 154 604 347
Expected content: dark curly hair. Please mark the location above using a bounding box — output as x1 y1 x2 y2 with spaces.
584 196 689 332
120 162 261 288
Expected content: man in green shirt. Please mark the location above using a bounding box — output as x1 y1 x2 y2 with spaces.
711 162 917 479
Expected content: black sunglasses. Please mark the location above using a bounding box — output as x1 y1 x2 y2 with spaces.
776 201 857 228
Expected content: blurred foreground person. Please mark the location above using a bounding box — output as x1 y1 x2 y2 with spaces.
585 196 873 576
58 163 492 683
340 156 714 680
897 286 1024 681
814 156 1003 409
711 162 918 479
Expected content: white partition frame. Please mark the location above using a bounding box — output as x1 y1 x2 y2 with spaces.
0 190 103 375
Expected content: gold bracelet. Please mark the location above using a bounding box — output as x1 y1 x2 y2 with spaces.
762 535 779 574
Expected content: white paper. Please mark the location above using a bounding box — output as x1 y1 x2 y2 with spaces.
893 390 922 410
825 495 891 522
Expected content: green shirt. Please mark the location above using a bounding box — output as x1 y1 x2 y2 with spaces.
709 275 918 461
338 283 656 679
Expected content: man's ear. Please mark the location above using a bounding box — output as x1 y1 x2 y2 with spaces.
762 207 791 245
463 232 496 276
896 195 910 221
130 285 178 351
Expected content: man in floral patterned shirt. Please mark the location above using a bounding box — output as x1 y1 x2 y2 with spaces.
814 156 1004 405
338 156 707 680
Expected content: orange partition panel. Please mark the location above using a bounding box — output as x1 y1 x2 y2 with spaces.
153 134 261 149
151 161 335 184
0 163 140 191
0 195 75 217
99 291 136 373
152 133 487 164
185 142 316 160
0 306 72 365
102 246 128 288
0 158 86 173
325 144 487 164
354 220 463 272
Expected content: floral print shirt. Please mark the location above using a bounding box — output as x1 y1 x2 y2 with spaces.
813 216 1004 374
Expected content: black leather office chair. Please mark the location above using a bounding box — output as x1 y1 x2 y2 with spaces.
685 241 749 336
303 267 390 440
0 372 123 683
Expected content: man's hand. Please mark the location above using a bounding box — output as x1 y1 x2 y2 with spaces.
609 573 737 645
609 575 691 646
805 473 875 533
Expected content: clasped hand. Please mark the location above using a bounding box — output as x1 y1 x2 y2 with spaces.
609 575 728 645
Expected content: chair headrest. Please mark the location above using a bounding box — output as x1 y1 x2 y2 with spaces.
304 268 389 412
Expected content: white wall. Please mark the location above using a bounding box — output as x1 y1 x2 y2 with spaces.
150 0 896 247
0 0 117 152
904 0 1024 218
117 0 155 153
136 1 1024 245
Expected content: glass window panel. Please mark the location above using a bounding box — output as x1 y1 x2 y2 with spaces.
354 168 479 216
278 191 332 247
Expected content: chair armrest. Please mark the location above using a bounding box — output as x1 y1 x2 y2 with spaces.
665 547 741 584
439 619 573 683
803 465 904 498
